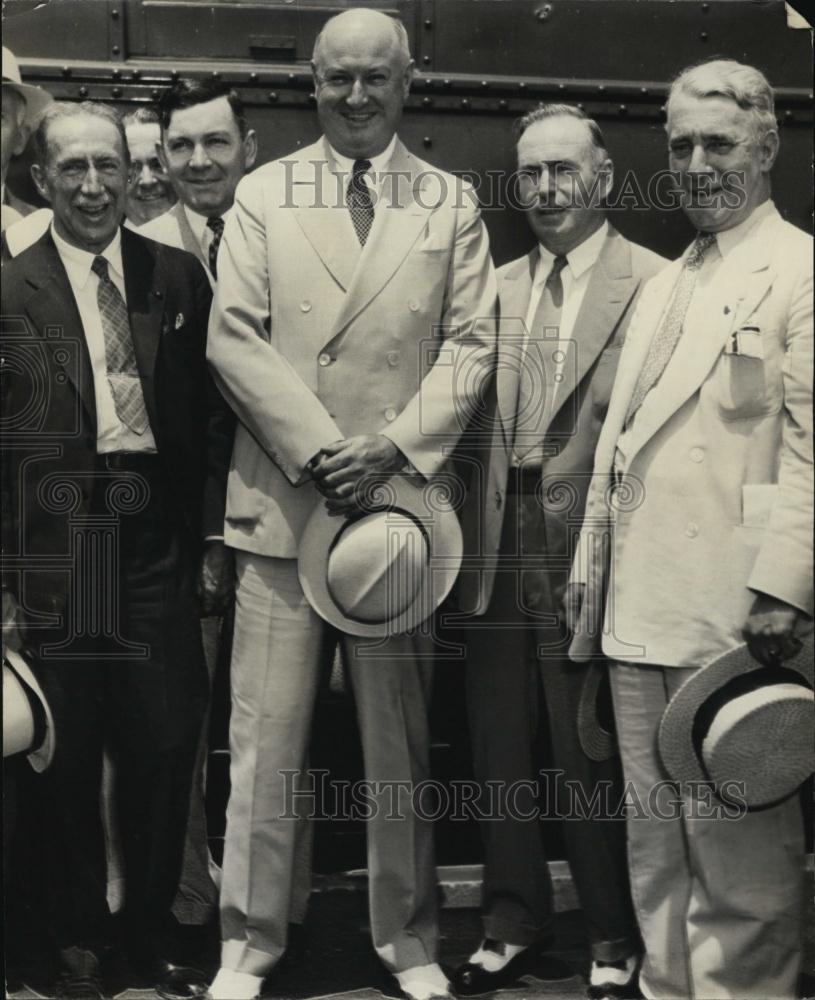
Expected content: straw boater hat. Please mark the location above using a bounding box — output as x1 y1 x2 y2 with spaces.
659 636 814 810
2 48 53 129
298 475 462 637
3 647 55 772
577 661 617 762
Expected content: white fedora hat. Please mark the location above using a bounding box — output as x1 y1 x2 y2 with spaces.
298 475 463 637
3 647 55 772
659 635 813 809
2 47 53 129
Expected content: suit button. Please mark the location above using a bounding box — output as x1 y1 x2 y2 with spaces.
318 353 332 367
384 407 397 422
690 447 705 463
685 522 699 538
408 298 419 312
494 490 502 510
387 351 399 368
300 300 312 312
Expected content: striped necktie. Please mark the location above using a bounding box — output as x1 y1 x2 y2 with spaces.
347 159 374 246
625 232 716 425
91 255 149 435
207 215 225 279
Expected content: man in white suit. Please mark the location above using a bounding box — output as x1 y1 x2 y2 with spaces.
566 59 813 999
206 9 496 1000
139 78 257 285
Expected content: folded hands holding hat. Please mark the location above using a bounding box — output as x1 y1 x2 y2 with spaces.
310 433 408 516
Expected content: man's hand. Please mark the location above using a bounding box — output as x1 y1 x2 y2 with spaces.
312 435 406 516
2 589 26 654
562 582 586 634
197 540 235 617
742 592 803 667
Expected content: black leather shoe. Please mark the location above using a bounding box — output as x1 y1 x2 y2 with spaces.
153 959 209 1000
587 958 641 1000
56 970 106 1000
452 941 573 997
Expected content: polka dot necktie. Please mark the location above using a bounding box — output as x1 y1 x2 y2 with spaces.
91 255 149 435
346 159 374 246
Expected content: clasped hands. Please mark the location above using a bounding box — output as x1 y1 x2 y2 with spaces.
310 434 406 516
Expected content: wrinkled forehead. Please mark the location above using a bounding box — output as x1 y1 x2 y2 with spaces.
517 117 598 169
46 114 125 162
667 92 754 139
315 24 404 74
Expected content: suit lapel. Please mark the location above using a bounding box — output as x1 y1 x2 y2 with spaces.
496 252 535 449
174 202 210 273
289 139 360 292
22 235 96 427
625 215 778 462
121 228 166 438
326 139 434 345
547 228 638 428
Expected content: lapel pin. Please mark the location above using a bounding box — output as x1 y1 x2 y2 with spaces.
175 312 185 330
723 305 731 315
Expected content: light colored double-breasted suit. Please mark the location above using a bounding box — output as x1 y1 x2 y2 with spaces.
456 226 665 962
569 201 813 999
206 136 496 977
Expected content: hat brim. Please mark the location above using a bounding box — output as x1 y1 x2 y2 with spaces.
3 80 53 129
298 475 463 637
4 647 55 772
658 636 814 788
577 661 617 762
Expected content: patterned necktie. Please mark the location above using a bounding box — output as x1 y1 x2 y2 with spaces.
625 231 717 425
207 216 225 279
91 256 150 435
347 159 374 246
514 254 568 457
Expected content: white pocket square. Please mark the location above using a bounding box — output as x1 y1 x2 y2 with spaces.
174 312 185 330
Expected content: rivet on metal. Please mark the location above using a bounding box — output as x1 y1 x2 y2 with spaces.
422 96 433 107
112 87 122 98
423 136 433 147
424 18 432 28
78 86 88 98
268 92 278 102
499 100 508 110
111 7 119 17
423 56 431 65
700 31 708 40
62 66 72 77
112 45 120 55
461 98 470 109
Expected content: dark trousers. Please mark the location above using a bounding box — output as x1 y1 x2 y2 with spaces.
465 483 638 962
20 457 207 969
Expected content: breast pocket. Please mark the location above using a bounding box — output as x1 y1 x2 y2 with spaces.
714 325 783 421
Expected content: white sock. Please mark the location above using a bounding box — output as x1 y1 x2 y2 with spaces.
395 962 451 999
468 940 527 973
208 968 264 999
590 955 638 987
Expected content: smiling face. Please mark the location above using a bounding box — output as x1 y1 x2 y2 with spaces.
32 112 126 253
124 120 175 225
516 115 611 256
312 11 413 160
667 92 777 233
159 95 256 218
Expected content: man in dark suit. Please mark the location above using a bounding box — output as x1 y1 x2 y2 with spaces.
1 100 233 1000
454 104 666 999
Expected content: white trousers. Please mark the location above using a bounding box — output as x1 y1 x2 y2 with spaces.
219 553 439 976
609 662 805 1000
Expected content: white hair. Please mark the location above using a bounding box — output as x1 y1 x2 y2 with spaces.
667 59 777 139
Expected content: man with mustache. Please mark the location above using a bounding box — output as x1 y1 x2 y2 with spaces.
122 107 177 227
455 103 665 999
1 100 233 999
139 77 257 286
566 58 813 999
205 8 496 999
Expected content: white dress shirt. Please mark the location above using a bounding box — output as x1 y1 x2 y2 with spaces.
512 220 609 466
328 134 399 202
614 200 774 474
51 223 156 453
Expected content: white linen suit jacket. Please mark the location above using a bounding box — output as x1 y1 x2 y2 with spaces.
207 137 497 558
137 201 214 286
570 203 813 666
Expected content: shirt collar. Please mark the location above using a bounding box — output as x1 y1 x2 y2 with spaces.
713 199 775 259
184 203 232 240
327 134 398 185
51 222 124 291
535 219 608 285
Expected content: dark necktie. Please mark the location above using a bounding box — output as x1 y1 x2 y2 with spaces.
91 256 149 435
625 231 717 425
207 215 225 279
515 254 568 457
347 159 374 246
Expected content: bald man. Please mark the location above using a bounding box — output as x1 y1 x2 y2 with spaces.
206 8 496 999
